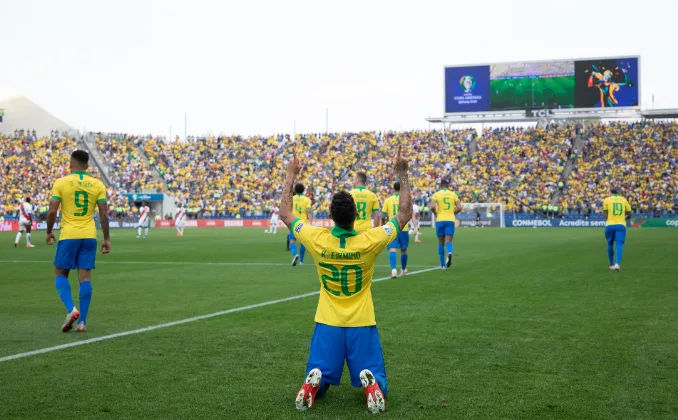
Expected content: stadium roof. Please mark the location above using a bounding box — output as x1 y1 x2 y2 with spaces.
0 96 74 136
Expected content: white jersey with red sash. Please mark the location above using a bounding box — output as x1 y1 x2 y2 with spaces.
138 206 150 227
18 203 33 226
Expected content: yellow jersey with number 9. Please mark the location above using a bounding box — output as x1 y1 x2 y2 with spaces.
349 187 380 233
432 189 460 222
51 171 107 240
292 194 312 222
603 195 631 226
382 195 408 232
291 218 399 327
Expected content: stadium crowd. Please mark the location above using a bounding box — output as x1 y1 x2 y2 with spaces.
1 121 676 220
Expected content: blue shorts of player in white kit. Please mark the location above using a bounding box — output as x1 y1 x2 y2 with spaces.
436 221 456 237
388 231 410 250
306 323 388 398
605 224 627 244
53 239 97 270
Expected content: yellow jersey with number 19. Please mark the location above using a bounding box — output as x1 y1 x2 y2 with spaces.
603 194 631 226
292 194 312 223
431 189 460 222
349 187 380 233
382 195 408 232
291 218 399 327
51 171 107 240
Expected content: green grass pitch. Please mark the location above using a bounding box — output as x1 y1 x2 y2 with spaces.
490 76 575 110
0 227 677 419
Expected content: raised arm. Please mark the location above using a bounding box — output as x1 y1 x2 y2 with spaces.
280 152 303 229
393 146 412 231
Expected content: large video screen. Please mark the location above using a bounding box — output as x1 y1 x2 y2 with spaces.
444 57 639 113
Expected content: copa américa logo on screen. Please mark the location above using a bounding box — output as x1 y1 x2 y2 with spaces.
459 75 476 93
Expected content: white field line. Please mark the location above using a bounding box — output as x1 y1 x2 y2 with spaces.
0 267 440 363
0 260 432 268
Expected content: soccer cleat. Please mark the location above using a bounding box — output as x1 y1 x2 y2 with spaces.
614 264 621 272
400 268 408 276
26 244 35 248
299 261 304 266
295 368 322 411
14 242 18 248
75 321 87 333
61 308 80 332
391 269 397 278
446 252 452 267
360 369 385 414
415 239 422 243
136 236 141 239
292 255 300 266
609 265 616 271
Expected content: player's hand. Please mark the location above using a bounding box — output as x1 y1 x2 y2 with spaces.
101 239 111 254
46 232 56 245
393 145 408 172
287 150 302 175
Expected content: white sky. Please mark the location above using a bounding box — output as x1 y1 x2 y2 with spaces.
0 0 674 136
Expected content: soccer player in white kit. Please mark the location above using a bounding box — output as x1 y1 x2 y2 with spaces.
137 201 150 238
267 207 280 234
15 197 35 248
175 203 186 236
410 203 421 243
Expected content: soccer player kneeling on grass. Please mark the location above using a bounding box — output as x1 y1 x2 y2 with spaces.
279 147 412 414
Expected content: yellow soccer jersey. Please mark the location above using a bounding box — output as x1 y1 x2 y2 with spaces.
293 194 312 222
349 186 380 233
603 194 631 226
382 195 408 232
431 189 460 222
51 171 107 240
291 218 400 327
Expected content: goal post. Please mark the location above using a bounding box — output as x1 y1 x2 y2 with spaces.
458 203 505 228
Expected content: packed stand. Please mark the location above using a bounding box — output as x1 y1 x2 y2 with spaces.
94 134 162 194
0 130 101 220
562 121 678 215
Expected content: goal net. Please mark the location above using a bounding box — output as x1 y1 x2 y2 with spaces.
456 203 505 228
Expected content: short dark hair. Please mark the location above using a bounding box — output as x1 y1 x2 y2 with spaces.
25 197 31 203
356 172 367 184
294 184 305 194
393 181 400 191
330 191 357 229
71 150 89 165
610 187 619 194
440 179 450 187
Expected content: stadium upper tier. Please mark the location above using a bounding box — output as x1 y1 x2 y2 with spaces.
0 122 676 218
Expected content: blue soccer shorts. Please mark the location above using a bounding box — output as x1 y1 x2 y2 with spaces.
436 221 456 238
54 239 97 270
288 231 296 241
388 231 410 251
306 323 388 396
604 224 627 244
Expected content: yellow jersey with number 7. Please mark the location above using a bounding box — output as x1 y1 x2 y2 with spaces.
349 187 380 233
51 171 107 240
291 218 399 327
432 189 460 222
603 195 631 226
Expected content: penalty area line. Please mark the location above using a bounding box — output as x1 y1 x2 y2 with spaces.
0 267 440 363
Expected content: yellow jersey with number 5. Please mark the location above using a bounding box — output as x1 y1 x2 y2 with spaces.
603 194 631 226
291 218 399 327
349 187 380 233
432 189 460 222
51 171 107 240
292 194 312 223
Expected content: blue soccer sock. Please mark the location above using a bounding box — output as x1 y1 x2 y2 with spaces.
389 251 397 270
607 243 614 266
438 243 445 267
316 380 331 399
300 245 306 263
446 242 453 254
401 254 408 270
79 281 93 324
615 241 624 265
55 275 75 313
290 242 298 256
